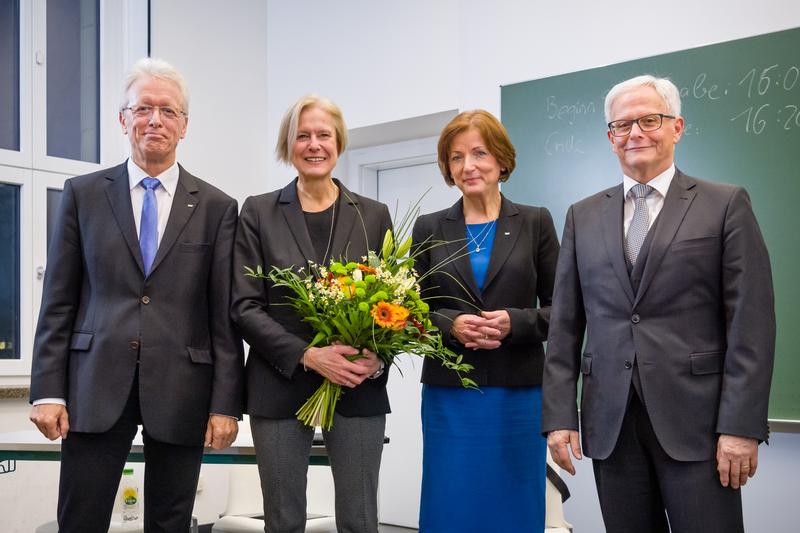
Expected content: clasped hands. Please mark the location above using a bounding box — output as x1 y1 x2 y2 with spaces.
451 310 511 350
547 429 759 489
302 344 382 388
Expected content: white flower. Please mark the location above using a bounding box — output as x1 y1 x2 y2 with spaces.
352 268 363 282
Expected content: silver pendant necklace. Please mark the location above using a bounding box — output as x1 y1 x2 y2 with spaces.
466 219 497 253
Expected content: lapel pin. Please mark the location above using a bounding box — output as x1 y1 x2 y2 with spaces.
187 204 195 208
504 231 511 235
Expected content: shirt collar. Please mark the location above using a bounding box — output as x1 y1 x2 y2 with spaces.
127 158 180 197
623 164 675 199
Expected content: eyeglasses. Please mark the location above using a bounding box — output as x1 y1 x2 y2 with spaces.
123 105 187 120
607 113 675 137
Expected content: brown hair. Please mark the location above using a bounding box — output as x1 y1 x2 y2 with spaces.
437 110 516 186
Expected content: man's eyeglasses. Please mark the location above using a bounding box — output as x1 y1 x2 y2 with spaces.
123 105 187 121
607 113 675 137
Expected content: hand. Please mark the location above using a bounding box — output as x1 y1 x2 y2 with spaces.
350 348 383 377
30 404 70 440
717 434 758 489
303 345 373 388
451 314 502 351
547 429 582 475
204 415 239 450
481 310 511 340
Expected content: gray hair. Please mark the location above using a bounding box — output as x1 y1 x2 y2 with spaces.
120 57 189 113
275 94 348 164
604 75 681 123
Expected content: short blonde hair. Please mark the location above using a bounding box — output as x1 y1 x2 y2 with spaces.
275 94 348 164
121 57 189 113
437 110 516 186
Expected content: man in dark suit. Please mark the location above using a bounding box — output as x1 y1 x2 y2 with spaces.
542 75 775 533
29 57 243 533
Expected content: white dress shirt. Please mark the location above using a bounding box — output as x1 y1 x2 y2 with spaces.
127 158 179 245
34 159 179 407
622 164 675 237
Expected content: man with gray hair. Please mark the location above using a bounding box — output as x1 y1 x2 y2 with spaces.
29 57 243 533
542 74 775 532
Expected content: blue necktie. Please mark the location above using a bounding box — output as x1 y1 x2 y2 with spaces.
139 177 161 276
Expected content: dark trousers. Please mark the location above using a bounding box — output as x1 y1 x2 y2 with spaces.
592 392 743 533
57 372 204 533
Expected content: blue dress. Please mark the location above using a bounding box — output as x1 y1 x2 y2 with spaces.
419 221 547 532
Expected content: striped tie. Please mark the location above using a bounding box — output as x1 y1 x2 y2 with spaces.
625 183 654 265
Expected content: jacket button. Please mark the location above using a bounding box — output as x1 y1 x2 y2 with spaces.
631 314 640 323
624 360 633 369
141 296 150 304
130 340 140 350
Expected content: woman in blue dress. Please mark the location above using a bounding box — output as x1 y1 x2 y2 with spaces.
412 110 560 532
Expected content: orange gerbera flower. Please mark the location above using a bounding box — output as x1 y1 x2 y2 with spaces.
390 305 410 331
371 301 410 330
371 302 395 328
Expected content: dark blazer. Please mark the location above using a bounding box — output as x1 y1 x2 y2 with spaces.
30 161 244 446
542 170 775 461
411 195 559 387
231 179 393 419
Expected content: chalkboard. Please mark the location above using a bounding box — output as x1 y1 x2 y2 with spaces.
501 27 800 423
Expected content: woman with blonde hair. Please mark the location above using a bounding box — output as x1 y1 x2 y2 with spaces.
232 94 392 533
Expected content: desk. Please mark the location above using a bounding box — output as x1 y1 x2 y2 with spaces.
0 430 333 466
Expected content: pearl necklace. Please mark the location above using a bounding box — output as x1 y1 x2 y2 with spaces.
466 219 497 253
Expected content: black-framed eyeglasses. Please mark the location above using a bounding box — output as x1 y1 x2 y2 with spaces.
123 104 187 120
608 113 675 137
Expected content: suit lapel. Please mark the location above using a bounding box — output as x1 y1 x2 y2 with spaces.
441 200 482 304
330 180 361 259
482 196 522 292
634 170 696 306
149 166 200 276
104 163 145 275
278 178 317 264
601 184 635 305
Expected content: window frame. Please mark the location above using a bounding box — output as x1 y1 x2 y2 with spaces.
0 0 148 379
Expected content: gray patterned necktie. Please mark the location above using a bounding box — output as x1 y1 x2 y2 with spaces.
625 183 655 265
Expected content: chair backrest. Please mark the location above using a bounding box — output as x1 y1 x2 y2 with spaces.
545 447 573 529
222 465 264 517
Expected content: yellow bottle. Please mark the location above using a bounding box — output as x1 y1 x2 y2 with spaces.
121 468 140 522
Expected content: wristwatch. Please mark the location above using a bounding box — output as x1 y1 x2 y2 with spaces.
368 359 386 379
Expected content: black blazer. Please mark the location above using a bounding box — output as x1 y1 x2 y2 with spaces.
542 170 775 461
30 162 244 446
231 179 393 419
411 195 559 387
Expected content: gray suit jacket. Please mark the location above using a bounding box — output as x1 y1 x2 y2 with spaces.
542 169 775 461
30 162 244 446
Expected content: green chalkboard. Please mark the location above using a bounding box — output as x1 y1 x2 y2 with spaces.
501 27 800 423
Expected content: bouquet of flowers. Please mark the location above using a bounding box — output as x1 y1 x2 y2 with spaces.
245 217 475 430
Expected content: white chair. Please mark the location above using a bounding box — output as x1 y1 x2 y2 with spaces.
545 447 573 532
212 464 337 533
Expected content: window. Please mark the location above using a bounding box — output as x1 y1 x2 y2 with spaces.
0 0 148 377
46 0 100 163
0 0 20 152
0 183 20 360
